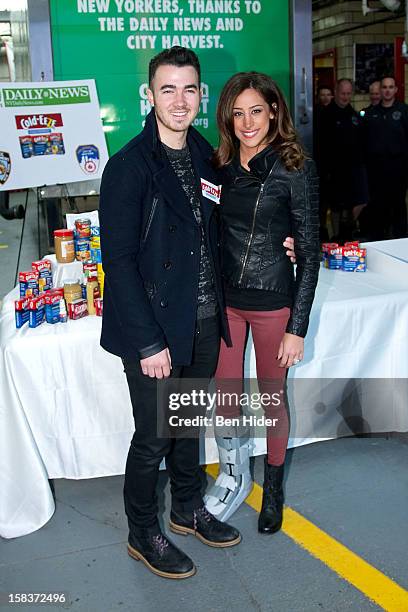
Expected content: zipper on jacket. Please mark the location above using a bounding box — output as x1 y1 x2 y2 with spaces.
142 197 158 242
238 159 278 285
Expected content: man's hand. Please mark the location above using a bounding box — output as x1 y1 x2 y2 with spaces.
140 348 172 379
277 332 304 368
283 236 296 263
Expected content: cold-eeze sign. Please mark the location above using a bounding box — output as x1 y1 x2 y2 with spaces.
15 114 64 130
0 80 108 191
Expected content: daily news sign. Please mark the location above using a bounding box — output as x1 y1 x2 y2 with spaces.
0 80 109 191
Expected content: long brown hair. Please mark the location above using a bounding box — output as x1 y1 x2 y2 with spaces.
214 72 306 171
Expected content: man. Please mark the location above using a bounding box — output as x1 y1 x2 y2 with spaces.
368 80 381 108
314 86 333 239
362 76 408 239
360 81 381 120
316 86 333 107
99 47 241 580
316 78 368 241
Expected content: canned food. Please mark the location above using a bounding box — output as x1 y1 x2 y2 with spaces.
94 297 103 317
75 218 92 239
83 261 98 279
75 238 91 262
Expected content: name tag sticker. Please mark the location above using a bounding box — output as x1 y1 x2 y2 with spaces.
201 178 222 204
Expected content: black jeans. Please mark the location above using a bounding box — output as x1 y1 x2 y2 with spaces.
123 316 220 532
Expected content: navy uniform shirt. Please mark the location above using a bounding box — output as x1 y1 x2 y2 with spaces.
363 100 408 158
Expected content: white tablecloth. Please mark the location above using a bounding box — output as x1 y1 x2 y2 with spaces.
362 237 408 263
1 243 408 538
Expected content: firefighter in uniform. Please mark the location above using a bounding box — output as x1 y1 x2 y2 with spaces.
316 79 368 241
362 77 408 240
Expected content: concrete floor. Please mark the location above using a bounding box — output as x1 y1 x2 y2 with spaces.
1 438 407 612
1 192 408 611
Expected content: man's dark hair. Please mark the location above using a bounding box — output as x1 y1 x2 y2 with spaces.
148 46 201 86
317 85 333 94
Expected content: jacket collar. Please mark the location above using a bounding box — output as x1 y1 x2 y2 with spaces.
142 108 164 160
248 145 279 180
230 144 279 182
142 109 217 226
142 108 213 163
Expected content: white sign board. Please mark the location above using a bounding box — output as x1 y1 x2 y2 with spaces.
0 80 109 191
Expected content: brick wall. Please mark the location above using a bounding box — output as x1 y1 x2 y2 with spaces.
313 0 405 109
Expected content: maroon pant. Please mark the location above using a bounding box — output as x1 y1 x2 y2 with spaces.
215 306 290 466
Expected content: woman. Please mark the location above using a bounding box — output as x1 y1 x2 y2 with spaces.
204 72 320 534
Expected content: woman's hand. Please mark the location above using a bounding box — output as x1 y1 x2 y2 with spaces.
277 333 304 368
283 236 296 263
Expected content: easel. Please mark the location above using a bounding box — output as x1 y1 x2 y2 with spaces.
13 189 30 287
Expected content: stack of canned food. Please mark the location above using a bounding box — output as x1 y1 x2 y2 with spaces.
14 216 105 330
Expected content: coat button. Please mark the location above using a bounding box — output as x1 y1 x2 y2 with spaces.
163 261 172 270
169 225 177 232
160 299 168 308
190 250 194 255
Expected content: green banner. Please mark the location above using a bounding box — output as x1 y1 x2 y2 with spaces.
50 0 290 154
0 85 91 107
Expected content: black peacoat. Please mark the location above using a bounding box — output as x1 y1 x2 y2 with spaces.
99 110 229 366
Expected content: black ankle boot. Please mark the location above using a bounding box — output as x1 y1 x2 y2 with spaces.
169 505 241 548
127 525 196 579
258 460 284 534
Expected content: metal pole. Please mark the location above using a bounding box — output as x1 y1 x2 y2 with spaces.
290 0 314 156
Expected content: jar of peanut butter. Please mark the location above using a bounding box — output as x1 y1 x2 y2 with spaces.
63 280 82 304
54 229 75 264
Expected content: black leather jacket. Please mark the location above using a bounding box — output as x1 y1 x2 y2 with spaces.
220 146 320 338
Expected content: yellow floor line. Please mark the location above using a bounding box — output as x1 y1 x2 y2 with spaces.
206 463 408 611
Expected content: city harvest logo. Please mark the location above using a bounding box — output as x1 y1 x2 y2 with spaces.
0 86 90 108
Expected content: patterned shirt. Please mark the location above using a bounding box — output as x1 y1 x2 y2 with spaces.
163 143 217 319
